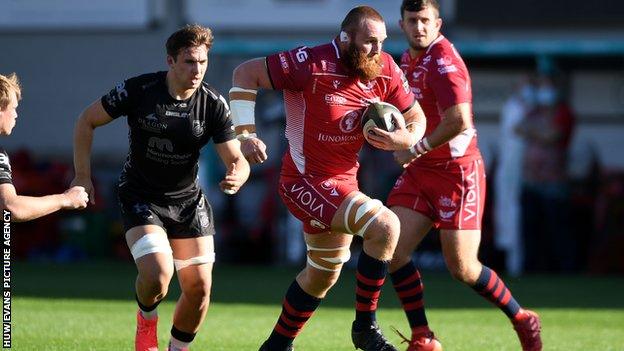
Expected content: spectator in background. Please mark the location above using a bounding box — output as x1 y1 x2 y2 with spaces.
494 78 535 276
519 75 576 272
0 73 88 222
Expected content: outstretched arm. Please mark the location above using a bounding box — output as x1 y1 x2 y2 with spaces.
71 99 114 204
0 184 88 222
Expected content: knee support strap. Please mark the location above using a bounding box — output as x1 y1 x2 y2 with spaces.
344 194 384 237
130 233 172 260
173 253 216 271
306 244 351 272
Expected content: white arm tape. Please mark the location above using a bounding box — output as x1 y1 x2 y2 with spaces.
174 253 216 271
130 233 172 261
229 87 257 127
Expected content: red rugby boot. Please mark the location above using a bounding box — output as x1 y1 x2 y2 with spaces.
135 310 159 351
512 309 542 351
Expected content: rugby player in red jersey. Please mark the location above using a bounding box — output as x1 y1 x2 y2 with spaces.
382 2 542 350
230 6 427 351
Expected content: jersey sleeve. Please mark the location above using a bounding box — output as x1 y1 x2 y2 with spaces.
384 56 415 113
0 149 13 185
211 95 236 144
427 46 472 112
266 46 313 91
100 76 143 119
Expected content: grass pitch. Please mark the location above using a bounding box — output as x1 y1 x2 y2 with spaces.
12 261 624 350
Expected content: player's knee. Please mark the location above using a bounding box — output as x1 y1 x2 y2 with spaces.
139 270 173 299
184 278 212 306
447 261 479 284
364 209 400 251
300 266 342 294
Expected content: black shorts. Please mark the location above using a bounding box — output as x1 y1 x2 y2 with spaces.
118 190 215 239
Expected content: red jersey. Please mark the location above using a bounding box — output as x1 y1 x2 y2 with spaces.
400 35 480 163
267 40 414 178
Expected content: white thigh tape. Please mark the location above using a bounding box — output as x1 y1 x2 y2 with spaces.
173 253 216 271
130 233 172 260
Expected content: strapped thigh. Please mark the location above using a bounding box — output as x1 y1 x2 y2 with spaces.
306 244 351 272
173 252 216 271
130 233 173 260
344 193 385 237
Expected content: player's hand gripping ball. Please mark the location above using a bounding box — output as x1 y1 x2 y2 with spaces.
361 102 405 144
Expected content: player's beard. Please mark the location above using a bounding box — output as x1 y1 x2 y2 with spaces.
344 42 382 81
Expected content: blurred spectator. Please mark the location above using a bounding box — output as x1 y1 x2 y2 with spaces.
519 75 576 272
494 77 535 276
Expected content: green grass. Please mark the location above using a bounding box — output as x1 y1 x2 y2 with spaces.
10 261 624 350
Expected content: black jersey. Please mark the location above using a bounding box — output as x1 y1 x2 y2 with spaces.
101 71 235 204
0 148 12 185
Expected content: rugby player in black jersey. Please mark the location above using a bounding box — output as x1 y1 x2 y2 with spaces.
0 73 88 221
71 25 250 351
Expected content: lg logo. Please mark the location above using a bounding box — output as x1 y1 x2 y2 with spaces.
295 47 309 63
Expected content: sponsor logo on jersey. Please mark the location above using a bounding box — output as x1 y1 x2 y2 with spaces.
411 87 423 100
278 53 290 73
289 183 324 219
436 56 453 66
422 55 432 65
438 65 458 74
463 169 478 222
338 110 360 133
138 114 167 133
400 71 410 94
318 133 362 144
325 94 347 106
148 137 173 152
332 80 341 89
321 60 337 73
106 81 129 108
165 110 190 118
295 47 309 63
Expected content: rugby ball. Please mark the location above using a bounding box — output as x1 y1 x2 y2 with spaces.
361 101 404 143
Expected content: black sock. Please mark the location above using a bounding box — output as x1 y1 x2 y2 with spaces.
266 280 322 349
353 250 387 330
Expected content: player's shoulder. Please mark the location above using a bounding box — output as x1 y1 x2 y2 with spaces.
121 71 166 93
428 36 462 60
199 82 229 110
380 51 402 77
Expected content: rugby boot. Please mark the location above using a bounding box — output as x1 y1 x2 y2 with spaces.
352 321 398 351
512 309 542 351
258 340 294 351
393 326 442 351
135 310 159 351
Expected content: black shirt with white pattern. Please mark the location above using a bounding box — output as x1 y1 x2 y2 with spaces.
0 148 12 185
101 71 235 204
